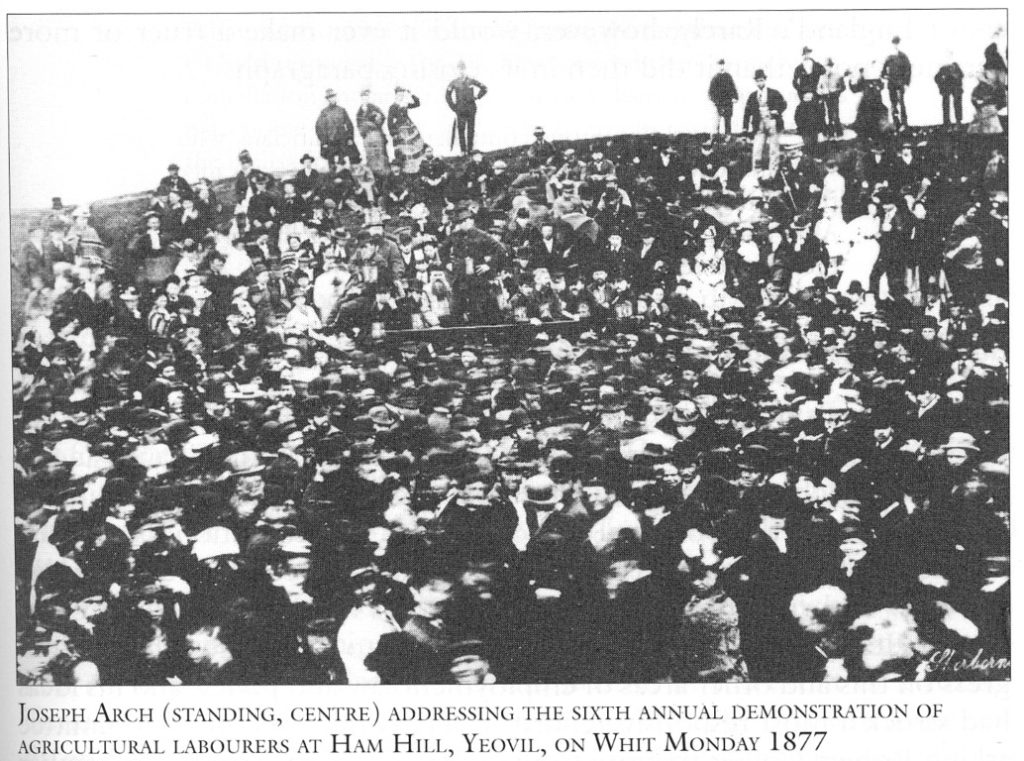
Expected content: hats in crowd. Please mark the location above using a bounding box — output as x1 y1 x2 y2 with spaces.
939 432 979 452
754 68 767 80
48 438 90 463
716 58 725 65
802 46 813 55
325 88 338 99
300 153 315 163
238 149 253 163
167 163 180 171
533 126 545 135
892 35 901 44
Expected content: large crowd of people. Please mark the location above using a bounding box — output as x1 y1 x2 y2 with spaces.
14 34 1009 686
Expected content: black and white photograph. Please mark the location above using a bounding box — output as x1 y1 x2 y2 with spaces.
8 7 1010 693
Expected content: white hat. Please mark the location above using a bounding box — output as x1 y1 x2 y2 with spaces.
132 443 175 468
70 456 113 481
49 438 91 463
192 527 240 561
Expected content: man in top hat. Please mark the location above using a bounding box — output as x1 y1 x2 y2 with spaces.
316 88 359 169
743 69 787 175
445 60 488 155
708 58 740 135
882 36 912 130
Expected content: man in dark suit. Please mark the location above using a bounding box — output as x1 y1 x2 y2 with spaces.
708 59 740 134
743 69 787 175
445 61 487 155
792 46 827 102
157 163 193 199
647 144 687 199
882 36 912 130
526 222 568 272
725 485 808 682
934 53 965 127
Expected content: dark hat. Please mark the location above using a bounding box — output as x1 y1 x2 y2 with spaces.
452 207 474 223
802 46 812 55
445 639 488 663
891 35 901 44
736 444 772 471
300 153 315 163
716 58 725 65
304 616 339 636
758 484 801 517
325 87 338 99
238 149 253 163
533 125 546 134
167 163 180 171
754 68 767 80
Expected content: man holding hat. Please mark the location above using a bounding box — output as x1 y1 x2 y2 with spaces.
743 69 787 175
708 59 740 135
315 88 359 169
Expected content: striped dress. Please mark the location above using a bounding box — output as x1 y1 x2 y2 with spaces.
388 95 428 175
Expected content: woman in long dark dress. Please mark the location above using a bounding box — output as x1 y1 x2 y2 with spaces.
388 86 428 175
357 89 389 180
846 66 890 143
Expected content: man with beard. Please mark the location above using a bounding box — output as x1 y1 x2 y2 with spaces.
214 451 266 544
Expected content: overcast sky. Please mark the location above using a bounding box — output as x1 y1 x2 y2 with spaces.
8 9 1006 209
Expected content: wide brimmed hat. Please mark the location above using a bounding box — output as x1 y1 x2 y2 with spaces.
192 526 240 561
939 432 979 452
325 88 337 99
218 450 265 480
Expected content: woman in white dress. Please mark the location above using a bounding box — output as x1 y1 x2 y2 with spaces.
813 202 851 279
690 229 743 314
838 200 881 294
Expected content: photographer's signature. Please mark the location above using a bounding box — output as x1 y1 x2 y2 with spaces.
928 648 1010 675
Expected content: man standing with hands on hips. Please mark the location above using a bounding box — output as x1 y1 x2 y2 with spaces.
743 69 787 177
446 60 488 155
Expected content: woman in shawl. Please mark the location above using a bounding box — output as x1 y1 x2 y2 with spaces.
357 89 389 180
967 69 1006 135
388 86 428 175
